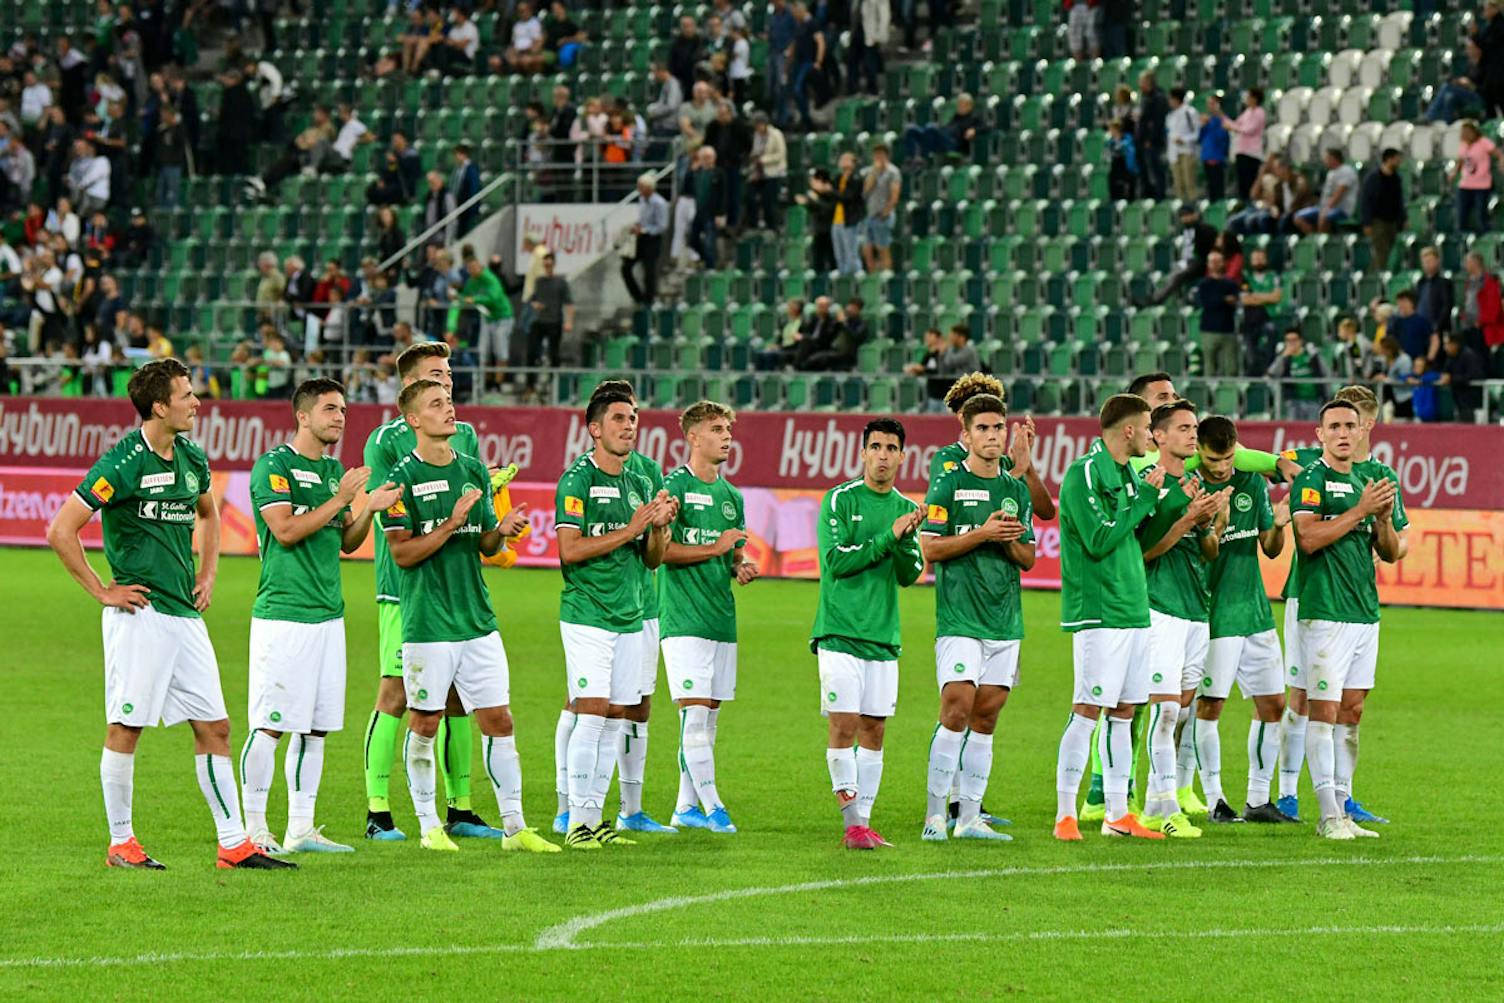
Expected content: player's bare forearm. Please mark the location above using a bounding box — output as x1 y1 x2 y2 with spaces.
1198 529 1219 562
268 495 350 548
1292 509 1367 555
557 524 642 564
1259 526 1285 558
46 500 107 601
341 506 377 552
195 493 220 580
1022 470 1056 519
387 523 457 567
644 526 670 569
1373 519 1401 563
1005 539 1036 571
478 527 504 557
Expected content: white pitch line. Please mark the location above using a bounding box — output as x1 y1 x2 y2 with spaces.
3 855 1498 972
534 853 1504 949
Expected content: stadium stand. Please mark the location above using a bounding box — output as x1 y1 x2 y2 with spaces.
0 0 1502 421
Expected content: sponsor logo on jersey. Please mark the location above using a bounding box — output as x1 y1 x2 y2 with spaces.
627 491 643 508
137 500 195 523
685 491 714 507
954 489 990 502
140 472 176 491
942 461 957 472
1000 497 1020 516
564 495 585 517
1323 480 1353 496
184 471 199 494
269 474 291 493
589 485 621 500
413 479 450 497
1301 487 1321 505
327 477 339 493
927 504 948 523
721 500 736 520
292 468 323 486
90 476 114 503
386 499 407 518
1234 492 1253 512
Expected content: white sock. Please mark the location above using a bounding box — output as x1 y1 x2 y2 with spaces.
195 753 248 849
404 731 441 833
484 734 525 835
566 713 605 826
1247 719 1279 807
100 748 134 843
1334 723 1359 805
1305 720 1342 822
239 729 277 835
1175 703 1196 789
826 746 859 827
1055 712 1096 821
925 725 965 819
1278 709 1307 800
1146 700 1180 817
1194 715 1225 808
680 705 722 812
587 717 623 828
855 746 884 826
949 729 965 804
617 720 648 817
1102 715 1134 818
706 707 720 747
957 730 993 824
554 709 575 816
285 734 324 837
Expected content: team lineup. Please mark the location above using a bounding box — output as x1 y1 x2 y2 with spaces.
46 344 1410 867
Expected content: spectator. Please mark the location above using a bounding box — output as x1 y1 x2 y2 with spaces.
647 63 686 137
1198 93 1230 199
1134 71 1169 199
403 10 443 77
93 272 124 345
1108 84 1136 132
713 0 749 32
417 247 454 340
0 122 36 209
1438 332 1487 420
548 84 578 174
1147 203 1216 304
1166 87 1199 200
621 172 668 304
371 361 399 405
728 24 755 104
901 92 984 166
1105 117 1138 200
452 256 512 390
828 152 864 275
1265 327 1328 420
422 170 458 246
1065 0 1103 61
433 7 480 75
599 108 634 201
1331 316 1380 381
1406 356 1442 422
19 70 50 131
1222 86 1266 200
1450 119 1504 233
527 250 572 378
1416 246 1454 337
669 15 704 98
685 144 727 270
758 296 806 369
117 208 154 267
846 0 887 98
247 56 288 143
1359 147 1406 269
787 3 824 133
1473 1 1504 117
146 324 174 360
213 67 255 177
1101 0 1132 57
245 105 337 200
1425 38 1486 123
154 104 187 208
860 143 901 274
789 294 841 368
1293 148 1358 234
45 196 79 247
1391 289 1438 363
746 112 787 230
367 133 421 205
81 212 113 258
255 250 285 321
766 0 797 128
65 138 110 216
450 144 482 235
1196 250 1242 376
1215 230 1243 283
905 326 949 411
262 330 293 398
505 2 545 73
941 323 981 378
1239 246 1282 372
795 167 837 272
1369 297 1394 347
1376 334 1414 418
372 206 404 276
21 247 64 353
703 101 752 229
1458 250 1504 353
283 254 316 337
328 103 375 175
542 1 588 71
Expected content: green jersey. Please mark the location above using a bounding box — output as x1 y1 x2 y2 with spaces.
923 461 1034 641
1058 440 1158 631
250 444 348 624
379 449 498 642
556 453 654 632
810 479 925 659
1279 448 1407 602
659 466 746 643
1278 446 1323 600
1202 469 1276 637
626 450 663 621
1135 471 1210 622
930 439 1014 482
74 429 211 619
364 416 480 604
1289 459 1392 624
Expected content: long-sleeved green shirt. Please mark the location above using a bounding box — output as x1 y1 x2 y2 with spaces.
446 268 512 334
1058 439 1159 631
810 478 925 659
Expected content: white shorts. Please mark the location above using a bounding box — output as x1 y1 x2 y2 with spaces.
1204 630 1284 700
402 631 510 713
102 605 227 727
1283 598 1306 690
817 647 898 718
1300 619 1379 698
935 636 1020 691
561 621 644 706
1071 626 1152 707
662 636 738 702
1147 610 1209 698
248 617 347 733
639 617 661 697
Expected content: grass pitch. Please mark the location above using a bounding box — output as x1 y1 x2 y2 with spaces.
2 548 1500 998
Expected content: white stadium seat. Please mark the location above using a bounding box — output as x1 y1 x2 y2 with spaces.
1290 123 1325 165
1278 86 1313 127
1338 86 1373 126
1358 49 1393 90
1349 121 1385 163
1327 48 1364 89
1308 86 1343 127
1377 11 1413 51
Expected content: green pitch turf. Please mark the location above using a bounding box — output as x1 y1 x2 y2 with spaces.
2 548 1500 997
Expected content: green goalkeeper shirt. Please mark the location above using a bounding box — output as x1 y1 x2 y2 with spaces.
810 479 925 660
